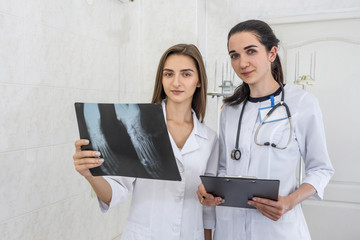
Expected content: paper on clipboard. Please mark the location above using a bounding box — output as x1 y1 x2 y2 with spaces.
200 175 280 209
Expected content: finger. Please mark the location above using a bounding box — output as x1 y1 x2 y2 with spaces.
75 162 103 172
248 200 281 220
214 197 225 204
197 190 214 206
251 197 276 206
196 190 203 201
75 157 104 166
200 195 224 206
257 208 279 221
197 184 215 199
73 150 101 161
249 199 276 211
75 139 90 152
204 197 223 206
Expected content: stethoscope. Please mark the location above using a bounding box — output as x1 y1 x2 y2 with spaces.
231 81 293 160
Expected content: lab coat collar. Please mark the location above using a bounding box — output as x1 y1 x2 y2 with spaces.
161 99 207 156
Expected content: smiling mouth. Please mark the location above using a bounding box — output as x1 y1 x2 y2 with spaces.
242 70 254 77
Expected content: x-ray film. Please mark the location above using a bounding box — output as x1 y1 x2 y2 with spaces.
74 102 181 181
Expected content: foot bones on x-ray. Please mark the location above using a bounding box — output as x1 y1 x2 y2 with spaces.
114 104 162 178
84 103 118 175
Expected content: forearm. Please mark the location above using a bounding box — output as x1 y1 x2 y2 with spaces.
288 183 316 209
204 229 212 240
85 176 112 205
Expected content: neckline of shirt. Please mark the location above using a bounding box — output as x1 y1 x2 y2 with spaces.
248 84 284 103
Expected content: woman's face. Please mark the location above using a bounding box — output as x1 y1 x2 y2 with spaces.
228 31 276 86
162 54 200 105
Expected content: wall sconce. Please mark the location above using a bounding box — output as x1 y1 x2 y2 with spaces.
293 51 316 86
207 60 237 98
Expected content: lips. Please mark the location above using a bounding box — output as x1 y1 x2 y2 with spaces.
242 70 254 77
171 90 184 95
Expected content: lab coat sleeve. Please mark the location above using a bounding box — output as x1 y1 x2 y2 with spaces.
217 106 228 177
295 94 334 200
203 133 219 229
98 176 136 213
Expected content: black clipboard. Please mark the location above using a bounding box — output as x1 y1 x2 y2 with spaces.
75 102 181 181
200 175 280 209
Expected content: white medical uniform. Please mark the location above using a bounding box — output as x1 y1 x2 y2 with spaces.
98 100 219 240
214 85 334 240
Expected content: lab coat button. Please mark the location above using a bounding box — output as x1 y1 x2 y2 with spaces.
179 167 184 173
172 226 180 232
175 196 182 202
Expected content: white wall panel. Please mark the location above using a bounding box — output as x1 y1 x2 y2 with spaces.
272 16 360 240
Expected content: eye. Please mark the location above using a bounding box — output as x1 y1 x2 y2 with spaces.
163 72 173 77
183 72 192 77
248 49 256 54
230 53 239 59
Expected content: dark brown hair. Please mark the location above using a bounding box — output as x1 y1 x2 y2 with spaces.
224 20 283 105
151 44 208 122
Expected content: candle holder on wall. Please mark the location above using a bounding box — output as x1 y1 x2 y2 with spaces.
293 51 316 86
207 59 237 98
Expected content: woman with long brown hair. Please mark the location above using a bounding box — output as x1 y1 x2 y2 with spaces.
73 44 218 240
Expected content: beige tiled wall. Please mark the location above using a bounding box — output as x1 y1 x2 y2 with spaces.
0 0 132 239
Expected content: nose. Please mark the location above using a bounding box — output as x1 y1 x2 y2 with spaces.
172 74 181 87
238 56 249 69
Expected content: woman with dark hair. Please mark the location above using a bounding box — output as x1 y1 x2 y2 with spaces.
73 44 218 240
197 20 334 240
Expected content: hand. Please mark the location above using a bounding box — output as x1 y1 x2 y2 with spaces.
196 184 225 206
73 139 104 177
247 195 293 221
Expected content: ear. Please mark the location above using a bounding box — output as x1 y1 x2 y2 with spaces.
269 46 278 62
197 81 201 88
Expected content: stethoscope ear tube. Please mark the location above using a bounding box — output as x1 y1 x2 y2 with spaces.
231 99 248 160
231 81 293 160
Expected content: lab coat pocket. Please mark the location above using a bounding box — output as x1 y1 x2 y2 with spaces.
267 119 292 149
250 210 305 240
121 220 151 240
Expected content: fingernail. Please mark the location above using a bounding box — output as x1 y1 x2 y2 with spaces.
98 158 104 163
210 196 214 199
84 139 89 144
95 152 101 156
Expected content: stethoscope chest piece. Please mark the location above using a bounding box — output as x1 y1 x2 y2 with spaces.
231 149 241 160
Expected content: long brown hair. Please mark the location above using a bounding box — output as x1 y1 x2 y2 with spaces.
224 20 283 106
151 44 208 122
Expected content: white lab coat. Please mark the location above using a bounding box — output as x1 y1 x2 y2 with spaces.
214 85 334 240
98 100 219 240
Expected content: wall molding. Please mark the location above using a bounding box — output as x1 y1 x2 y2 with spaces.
267 8 360 25
283 37 360 49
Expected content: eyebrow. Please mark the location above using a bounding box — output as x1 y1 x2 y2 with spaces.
180 69 194 72
244 44 258 50
163 68 194 72
228 44 258 54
